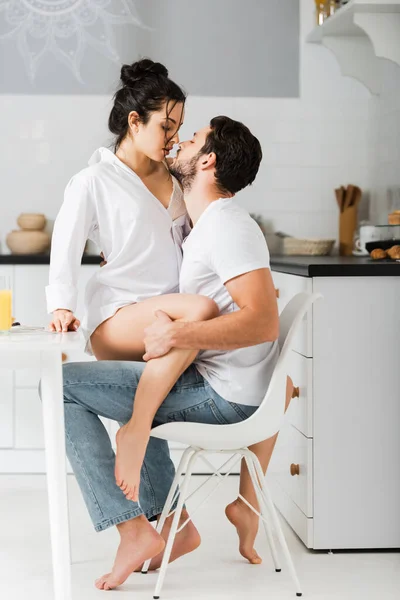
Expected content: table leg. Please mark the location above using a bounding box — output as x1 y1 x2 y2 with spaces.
40 350 72 600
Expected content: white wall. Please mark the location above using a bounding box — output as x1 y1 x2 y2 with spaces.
368 60 400 225
0 0 377 251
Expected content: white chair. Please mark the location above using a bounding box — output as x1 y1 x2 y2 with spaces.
142 292 322 599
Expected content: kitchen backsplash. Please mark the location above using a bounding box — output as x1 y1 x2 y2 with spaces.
0 0 398 251
368 59 400 225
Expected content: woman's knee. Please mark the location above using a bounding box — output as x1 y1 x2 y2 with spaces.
187 296 219 321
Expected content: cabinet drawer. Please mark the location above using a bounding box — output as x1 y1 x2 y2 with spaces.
0 370 13 448
287 351 313 438
14 263 98 387
269 424 313 517
15 386 111 450
15 388 44 449
272 271 313 357
15 348 94 388
268 476 314 548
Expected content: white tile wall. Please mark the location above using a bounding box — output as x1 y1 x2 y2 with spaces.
0 0 373 249
368 60 400 224
2 1 398 247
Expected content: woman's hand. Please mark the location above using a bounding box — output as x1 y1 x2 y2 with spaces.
49 309 80 333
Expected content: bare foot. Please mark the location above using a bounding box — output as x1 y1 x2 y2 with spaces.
115 422 150 502
95 515 165 591
135 508 201 572
225 497 262 564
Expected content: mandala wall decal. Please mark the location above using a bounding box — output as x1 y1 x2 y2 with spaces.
0 0 148 83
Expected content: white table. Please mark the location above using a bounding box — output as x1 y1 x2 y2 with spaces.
0 330 83 600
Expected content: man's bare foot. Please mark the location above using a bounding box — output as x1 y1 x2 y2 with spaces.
135 508 201 572
95 515 165 591
225 497 262 564
115 422 150 502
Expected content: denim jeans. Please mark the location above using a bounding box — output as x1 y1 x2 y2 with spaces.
62 361 257 532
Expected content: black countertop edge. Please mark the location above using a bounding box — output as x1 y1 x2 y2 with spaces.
1 254 400 276
270 256 400 277
0 254 102 265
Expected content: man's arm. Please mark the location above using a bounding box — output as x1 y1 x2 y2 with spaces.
143 268 279 360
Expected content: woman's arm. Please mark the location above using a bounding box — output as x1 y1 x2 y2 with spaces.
46 175 96 321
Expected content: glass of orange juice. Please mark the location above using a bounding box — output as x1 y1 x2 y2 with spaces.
0 276 12 334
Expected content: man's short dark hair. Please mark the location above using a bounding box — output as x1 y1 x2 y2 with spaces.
199 116 262 196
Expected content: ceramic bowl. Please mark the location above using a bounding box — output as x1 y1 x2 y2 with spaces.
6 230 50 254
17 213 46 231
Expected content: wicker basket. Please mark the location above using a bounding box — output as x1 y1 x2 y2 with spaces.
283 237 335 256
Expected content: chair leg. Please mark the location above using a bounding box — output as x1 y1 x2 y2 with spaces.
142 446 196 575
243 455 281 572
249 452 303 597
153 450 199 599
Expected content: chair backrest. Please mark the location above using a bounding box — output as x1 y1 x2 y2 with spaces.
238 292 322 446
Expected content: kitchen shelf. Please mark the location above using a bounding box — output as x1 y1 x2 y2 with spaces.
306 0 400 94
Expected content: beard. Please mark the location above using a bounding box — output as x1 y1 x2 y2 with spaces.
169 153 200 193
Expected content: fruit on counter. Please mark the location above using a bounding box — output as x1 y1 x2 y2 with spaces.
387 245 400 260
370 248 387 260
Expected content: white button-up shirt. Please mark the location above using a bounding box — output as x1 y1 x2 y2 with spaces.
46 147 188 344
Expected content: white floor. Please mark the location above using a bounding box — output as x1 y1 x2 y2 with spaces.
1 474 399 600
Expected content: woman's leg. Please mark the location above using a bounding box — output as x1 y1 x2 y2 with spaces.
90 294 219 501
225 376 294 564
90 293 218 361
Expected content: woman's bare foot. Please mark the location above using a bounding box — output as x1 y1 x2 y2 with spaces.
95 515 165 591
135 508 201 572
225 497 262 564
115 422 150 502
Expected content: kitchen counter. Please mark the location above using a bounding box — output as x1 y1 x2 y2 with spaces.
270 255 400 277
1 253 400 276
0 254 102 265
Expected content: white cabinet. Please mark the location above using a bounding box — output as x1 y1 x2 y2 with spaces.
286 351 313 438
14 265 49 329
268 271 400 550
0 266 15 449
0 370 13 448
273 272 313 357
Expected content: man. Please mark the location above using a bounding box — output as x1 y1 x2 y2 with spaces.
62 116 283 591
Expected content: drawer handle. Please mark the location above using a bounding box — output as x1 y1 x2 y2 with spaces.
275 288 280 298
292 386 300 399
62 353 68 363
290 463 300 476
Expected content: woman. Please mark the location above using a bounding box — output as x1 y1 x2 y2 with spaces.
47 58 218 503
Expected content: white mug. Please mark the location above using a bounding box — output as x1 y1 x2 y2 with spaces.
354 225 380 255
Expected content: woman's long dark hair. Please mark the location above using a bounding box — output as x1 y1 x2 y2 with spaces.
108 58 186 151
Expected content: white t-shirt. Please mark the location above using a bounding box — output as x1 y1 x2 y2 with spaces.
179 198 279 407
46 147 188 345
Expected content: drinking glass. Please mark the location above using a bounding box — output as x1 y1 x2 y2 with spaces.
0 275 13 333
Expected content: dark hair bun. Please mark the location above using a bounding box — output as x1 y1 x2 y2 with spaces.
120 59 168 86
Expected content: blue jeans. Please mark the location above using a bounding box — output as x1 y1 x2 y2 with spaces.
62 361 257 532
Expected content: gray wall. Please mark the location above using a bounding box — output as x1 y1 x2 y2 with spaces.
0 0 299 97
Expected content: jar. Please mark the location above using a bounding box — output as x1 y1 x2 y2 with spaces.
315 0 328 25
327 0 337 17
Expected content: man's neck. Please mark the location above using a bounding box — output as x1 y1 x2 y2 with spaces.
184 183 229 225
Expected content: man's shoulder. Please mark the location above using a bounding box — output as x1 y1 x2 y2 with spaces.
211 200 262 236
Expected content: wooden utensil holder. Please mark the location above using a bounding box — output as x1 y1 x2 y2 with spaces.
339 205 357 256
